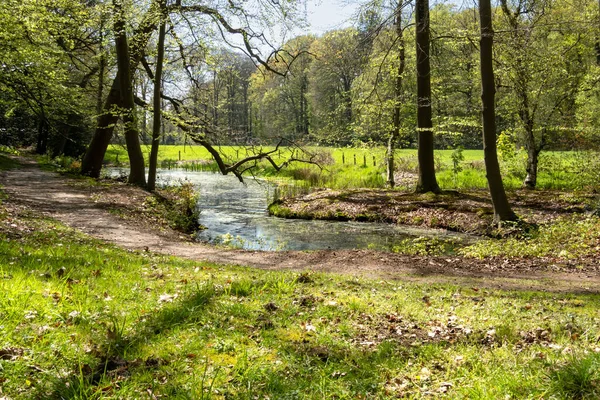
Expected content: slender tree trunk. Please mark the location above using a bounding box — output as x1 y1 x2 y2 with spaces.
523 143 539 189
36 116 48 155
140 79 148 145
387 1 406 188
499 0 539 189
96 19 106 117
147 2 167 192
415 0 440 193
479 0 518 223
113 0 146 186
596 0 600 65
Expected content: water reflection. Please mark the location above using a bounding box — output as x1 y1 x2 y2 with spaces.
106 168 472 251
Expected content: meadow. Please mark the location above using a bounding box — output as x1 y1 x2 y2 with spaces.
104 145 600 192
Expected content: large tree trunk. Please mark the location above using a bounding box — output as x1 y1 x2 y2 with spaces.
147 2 167 192
387 1 406 188
81 2 158 178
479 0 518 223
113 0 146 186
81 79 121 177
415 0 440 193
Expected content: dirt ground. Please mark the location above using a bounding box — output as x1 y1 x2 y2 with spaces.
1 156 599 294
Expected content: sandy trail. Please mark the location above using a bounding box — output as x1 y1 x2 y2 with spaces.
2 158 599 294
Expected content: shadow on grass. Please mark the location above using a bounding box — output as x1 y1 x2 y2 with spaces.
42 284 217 399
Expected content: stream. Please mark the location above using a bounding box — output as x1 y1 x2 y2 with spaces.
108 168 474 251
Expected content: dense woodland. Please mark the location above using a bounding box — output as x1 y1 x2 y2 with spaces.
1 0 600 212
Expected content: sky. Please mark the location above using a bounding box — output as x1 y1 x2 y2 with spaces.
304 0 360 34
296 0 466 36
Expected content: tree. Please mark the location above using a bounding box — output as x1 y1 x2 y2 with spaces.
497 0 591 189
479 0 518 223
112 0 146 186
81 0 302 181
415 0 440 193
308 28 368 144
147 0 167 192
0 0 98 156
387 0 408 187
81 0 160 178
250 35 315 141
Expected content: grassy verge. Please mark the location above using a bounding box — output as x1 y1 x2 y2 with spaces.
1 208 599 399
0 153 20 171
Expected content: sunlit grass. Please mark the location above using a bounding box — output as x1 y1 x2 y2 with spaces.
105 145 600 191
1 211 600 399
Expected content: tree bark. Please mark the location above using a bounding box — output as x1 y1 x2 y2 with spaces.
596 0 600 65
479 0 518 223
147 1 167 192
113 0 146 186
415 0 440 193
36 117 48 155
387 1 406 188
523 145 539 189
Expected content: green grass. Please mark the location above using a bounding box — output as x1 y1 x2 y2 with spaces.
0 153 19 171
105 145 600 191
461 216 600 259
1 211 600 399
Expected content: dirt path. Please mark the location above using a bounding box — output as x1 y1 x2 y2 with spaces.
2 158 599 294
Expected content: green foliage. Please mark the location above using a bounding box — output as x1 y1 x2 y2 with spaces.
450 146 465 187
150 182 201 234
548 353 600 399
461 216 600 259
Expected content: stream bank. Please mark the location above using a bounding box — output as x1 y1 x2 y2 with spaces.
269 187 596 237
2 156 599 294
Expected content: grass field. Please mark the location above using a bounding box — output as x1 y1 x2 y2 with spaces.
1 210 599 399
104 145 600 192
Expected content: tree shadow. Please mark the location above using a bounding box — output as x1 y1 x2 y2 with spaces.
41 284 218 399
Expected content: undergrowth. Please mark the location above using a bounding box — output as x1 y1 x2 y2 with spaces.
150 182 202 234
461 216 600 259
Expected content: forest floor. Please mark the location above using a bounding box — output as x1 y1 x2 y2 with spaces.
269 187 597 236
1 155 599 294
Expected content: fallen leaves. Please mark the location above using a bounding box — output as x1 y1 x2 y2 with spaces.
158 293 178 303
0 347 24 361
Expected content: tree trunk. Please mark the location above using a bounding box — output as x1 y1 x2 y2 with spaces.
523 145 539 189
147 2 167 192
596 0 600 65
82 79 121 177
387 1 406 188
36 117 48 155
113 0 146 187
415 0 440 193
479 0 518 223
81 3 158 178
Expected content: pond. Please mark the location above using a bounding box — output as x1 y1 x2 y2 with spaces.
107 168 475 251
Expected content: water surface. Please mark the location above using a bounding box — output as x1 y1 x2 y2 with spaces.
107 168 473 251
